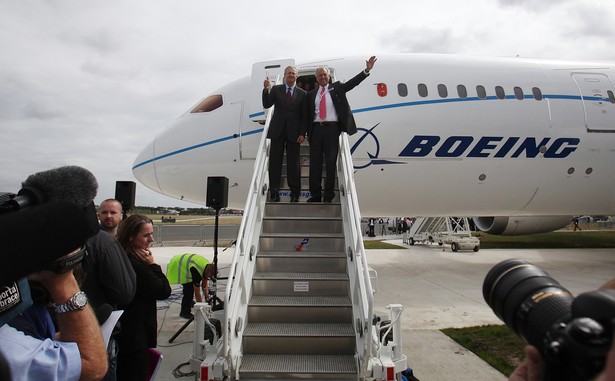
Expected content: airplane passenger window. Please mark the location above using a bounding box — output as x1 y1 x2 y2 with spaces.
457 85 467 98
532 87 543 101
514 87 524 100
476 85 487 99
191 95 223 113
438 84 448 98
398 83 408 97
608 90 615 103
418 83 428 97
495 86 505 100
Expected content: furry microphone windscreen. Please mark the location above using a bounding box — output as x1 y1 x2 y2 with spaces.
21 165 98 207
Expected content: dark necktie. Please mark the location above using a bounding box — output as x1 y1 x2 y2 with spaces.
286 87 292 104
319 86 327 120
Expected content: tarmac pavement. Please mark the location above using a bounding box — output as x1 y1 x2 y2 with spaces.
149 240 615 381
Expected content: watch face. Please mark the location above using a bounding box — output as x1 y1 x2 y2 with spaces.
74 292 88 308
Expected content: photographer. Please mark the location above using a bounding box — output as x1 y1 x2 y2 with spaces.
510 336 615 381
0 166 109 380
509 278 615 381
0 250 107 381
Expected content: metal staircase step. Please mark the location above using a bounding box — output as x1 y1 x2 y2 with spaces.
248 296 352 323
242 323 356 355
260 232 343 238
265 203 341 218
244 322 354 337
253 272 348 280
259 233 344 252
264 216 342 222
262 216 343 234
256 251 347 273
249 295 351 307
257 251 345 258
252 272 349 296
240 354 356 379
277 177 339 190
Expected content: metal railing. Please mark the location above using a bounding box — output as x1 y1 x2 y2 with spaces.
339 133 407 376
337 132 376 378
222 98 273 379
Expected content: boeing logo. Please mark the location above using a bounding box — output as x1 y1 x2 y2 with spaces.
352 123 405 169
399 136 580 159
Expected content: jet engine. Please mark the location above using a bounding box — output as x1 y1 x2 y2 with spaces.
472 216 572 235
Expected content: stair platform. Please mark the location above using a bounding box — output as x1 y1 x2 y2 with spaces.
240 354 356 379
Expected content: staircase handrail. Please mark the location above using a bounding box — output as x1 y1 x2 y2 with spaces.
223 96 274 377
337 132 375 376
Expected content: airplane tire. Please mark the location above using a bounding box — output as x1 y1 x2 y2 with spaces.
473 246 480 252
451 242 459 252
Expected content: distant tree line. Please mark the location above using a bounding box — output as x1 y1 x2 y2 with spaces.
130 206 242 216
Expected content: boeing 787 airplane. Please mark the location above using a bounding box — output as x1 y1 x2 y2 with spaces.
133 54 615 235
133 54 615 380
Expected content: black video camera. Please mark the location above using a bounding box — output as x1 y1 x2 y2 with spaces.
483 258 615 381
0 192 88 275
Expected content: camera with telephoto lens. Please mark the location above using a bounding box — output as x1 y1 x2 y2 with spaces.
483 258 615 381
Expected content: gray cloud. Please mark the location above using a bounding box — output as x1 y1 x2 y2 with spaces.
0 0 613 207
564 3 615 38
496 0 573 12
379 27 459 54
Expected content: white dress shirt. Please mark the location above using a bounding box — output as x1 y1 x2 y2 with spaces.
314 86 338 122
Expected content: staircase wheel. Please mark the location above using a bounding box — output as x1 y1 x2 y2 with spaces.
451 242 459 252
409 238 415 246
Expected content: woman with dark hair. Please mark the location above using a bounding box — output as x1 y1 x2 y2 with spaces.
115 214 171 381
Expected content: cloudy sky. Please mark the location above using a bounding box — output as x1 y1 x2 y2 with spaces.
1 0 614 208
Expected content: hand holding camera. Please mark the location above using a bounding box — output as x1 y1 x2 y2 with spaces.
484 259 615 381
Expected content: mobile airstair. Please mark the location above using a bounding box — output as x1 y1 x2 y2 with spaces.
404 217 480 252
188 71 406 380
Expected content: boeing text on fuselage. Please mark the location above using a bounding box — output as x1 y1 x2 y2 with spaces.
399 135 580 159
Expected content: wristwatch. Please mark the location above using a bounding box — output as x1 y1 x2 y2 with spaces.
54 291 88 313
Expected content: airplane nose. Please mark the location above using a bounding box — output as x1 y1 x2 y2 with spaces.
132 137 162 193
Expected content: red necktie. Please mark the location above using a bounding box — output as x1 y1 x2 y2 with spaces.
286 87 292 104
319 86 326 120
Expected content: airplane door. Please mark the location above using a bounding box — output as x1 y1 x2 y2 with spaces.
230 100 261 160
247 59 295 122
571 73 615 131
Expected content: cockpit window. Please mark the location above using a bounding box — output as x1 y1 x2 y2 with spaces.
191 95 223 113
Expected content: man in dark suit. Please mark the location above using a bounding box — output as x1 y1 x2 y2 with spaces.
262 66 308 202
307 56 377 202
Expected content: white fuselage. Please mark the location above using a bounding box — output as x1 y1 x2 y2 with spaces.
133 54 615 218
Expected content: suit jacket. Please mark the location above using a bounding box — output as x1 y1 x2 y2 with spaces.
81 231 136 309
308 70 370 136
262 84 308 141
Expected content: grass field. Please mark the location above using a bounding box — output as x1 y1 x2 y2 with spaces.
365 230 615 249
441 325 525 376
478 230 615 248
